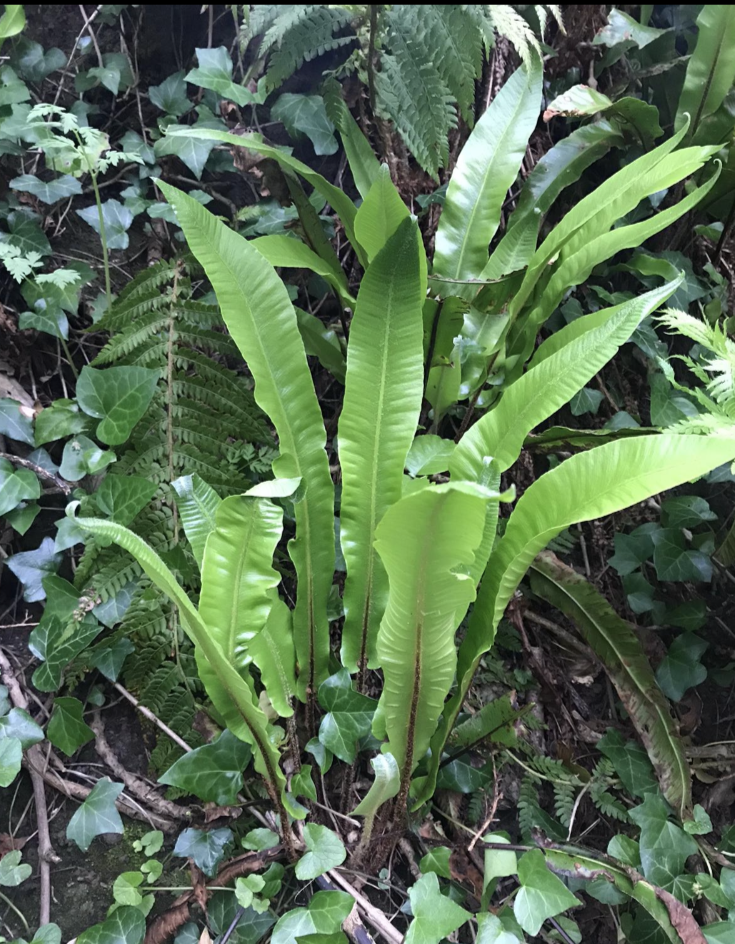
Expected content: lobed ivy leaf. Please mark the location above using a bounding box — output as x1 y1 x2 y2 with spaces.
0 850 32 887
67 778 124 851
184 47 262 107
419 846 451 879
76 199 134 250
76 365 159 445
95 475 157 525
272 891 353 944
0 706 44 749
656 633 708 702
19 299 69 339
0 459 39 516
295 824 346 880
91 637 135 681
77 905 145 944
11 38 65 83
514 849 580 936
173 827 233 877
47 696 95 756
0 397 35 445
242 828 279 851
652 528 713 582
271 94 338 156
209 890 275 944
661 495 717 529
0 737 22 787
404 872 470 944
608 524 657 575
148 71 192 116
317 669 377 763
32 613 102 692
629 792 698 894
569 386 604 416
598 729 658 799
476 914 523 944
59 434 116 481
154 126 219 180
159 730 252 806
7 537 62 602
10 173 82 204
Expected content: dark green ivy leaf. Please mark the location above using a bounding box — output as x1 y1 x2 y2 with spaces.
7 537 62 602
76 199 134 250
148 71 192 116
629 792 698 893
95 475 158 525
173 828 233 877
652 528 712 583
656 633 708 702
317 669 377 763
67 778 124 851
10 173 82 204
0 397 35 445
47 696 95 756
76 365 159 445
77 905 145 944
159 730 252 806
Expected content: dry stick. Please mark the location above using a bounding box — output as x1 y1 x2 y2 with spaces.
78 3 105 69
90 709 190 824
113 682 193 753
0 453 72 496
0 650 59 927
326 869 404 944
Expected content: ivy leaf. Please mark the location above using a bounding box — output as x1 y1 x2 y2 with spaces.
656 633 708 702
317 669 377 763
652 528 712 582
95 475 157 525
569 387 604 416
404 873 470 944
184 47 261 107
10 39 65 83
271 94 338 156
629 792 698 892
159 730 252 806
85 53 134 96
242 828 280 851
0 850 32 887
622 571 658 614
2 211 52 256
684 804 713 836
76 199 134 250
7 537 62 602
76 365 159 445
703 921 735 943
272 891 353 944
0 737 22 787
476 914 523 944
59 434 116 481
295 824 346 880
664 600 707 632
77 905 146 944
91 638 135 681
148 71 192 116
514 849 580 936
661 495 717 529
598 729 658 798
419 846 451 879
0 707 44 749
608 525 657 575
0 460 39 516
10 173 82 204
154 125 219 180
67 777 124 851
32 613 102 692
19 300 69 339
119 130 156 166
47 696 95 756
209 890 275 944
173 827 233 877
0 397 35 445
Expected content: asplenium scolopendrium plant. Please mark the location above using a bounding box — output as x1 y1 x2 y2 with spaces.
70 58 735 857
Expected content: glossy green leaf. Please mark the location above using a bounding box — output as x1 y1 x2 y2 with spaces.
163 129 362 259
77 906 145 944
543 84 613 120
185 47 261 107
72 513 291 811
148 71 191 116
272 891 353 944
159 730 251 806
662 495 717 529
172 473 222 570
248 598 297 718
0 459 39 516
272 93 337 156
76 365 159 445
629 793 698 892
295 824 346 880
433 58 542 287
0 850 31 887
92 638 134 682
7 537 61 602
35 399 90 445
0 707 44 749
406 435 455 477
0 397 34 445
514 849 579 936
77 199 134 250
339 217 425 673
476 914 522 944
530 553 691 817
452 281 681 479
417 433 735 807
67 777 124 851
95 475 157 525
250 233 351 303
324 81 381 200
419 846 451 878
10 173 82 204
33 613 102 691
47 696 94 757
173 827 233 877
317 669 377 763
154 123 219 179
0 5 25 41
353 164 409 264
59 434 116 481
0 738 22 788
374 483 499 790
656 633 708 702
352 752 400 816
653 528 713 583
11 38 64 82
448 694 521 750
404 873 470 944
158 182 335 701
200 494 283 671
676 6 735 136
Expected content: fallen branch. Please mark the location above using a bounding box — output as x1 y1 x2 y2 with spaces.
0 452 72 496
113 682 193 754
0 650 59 928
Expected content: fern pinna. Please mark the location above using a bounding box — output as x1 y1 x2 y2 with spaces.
72 259 273 766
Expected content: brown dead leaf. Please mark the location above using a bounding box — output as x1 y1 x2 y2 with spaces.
0 834 27 857
653 885 707 944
